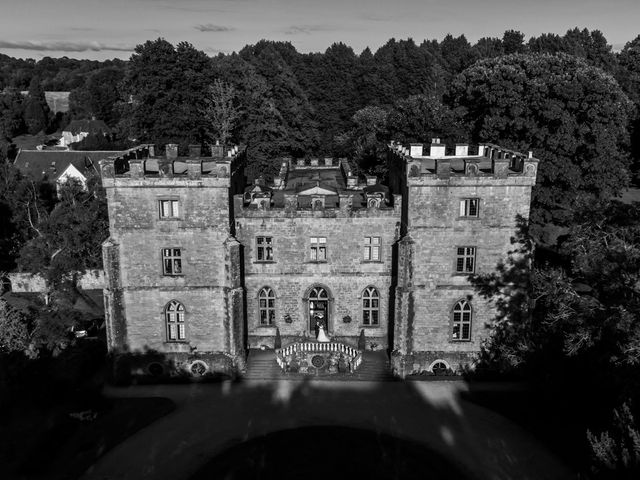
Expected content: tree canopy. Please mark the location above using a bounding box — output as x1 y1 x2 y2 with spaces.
448 53 633 225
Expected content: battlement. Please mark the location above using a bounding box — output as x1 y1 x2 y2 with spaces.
389 139 538 180
99 143 245 182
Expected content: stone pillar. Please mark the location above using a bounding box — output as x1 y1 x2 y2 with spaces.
394 234 415 358
102 239 127 352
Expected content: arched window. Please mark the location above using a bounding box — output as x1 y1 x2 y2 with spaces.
259 287 276 325
452 300 472 341
165 300 186 341
362 287 379 325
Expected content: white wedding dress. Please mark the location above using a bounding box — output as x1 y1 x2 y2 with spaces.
317 325 330 342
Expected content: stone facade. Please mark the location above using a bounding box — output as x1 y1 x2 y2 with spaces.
389 141 538 376
100 140 538 378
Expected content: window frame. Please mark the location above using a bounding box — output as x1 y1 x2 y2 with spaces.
455 246 476 274
258 287 276 326
158 198 180 219
165 300 186 342
459 198 479 218
162 248 183 276
310 236 327 262
451 299 472 342
363 236 381 262
362 286 380 326
256 236 274 262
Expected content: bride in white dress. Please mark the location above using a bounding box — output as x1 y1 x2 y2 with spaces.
315 313 330 342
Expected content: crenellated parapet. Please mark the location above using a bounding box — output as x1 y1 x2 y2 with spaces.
100 143 246 188
389 138 538 185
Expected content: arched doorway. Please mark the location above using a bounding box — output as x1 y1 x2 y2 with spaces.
308 286 329 337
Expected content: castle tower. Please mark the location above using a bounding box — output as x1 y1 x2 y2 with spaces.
388 140 538 376
100 144 247 377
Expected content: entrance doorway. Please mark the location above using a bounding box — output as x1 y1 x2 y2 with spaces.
308 287 329 337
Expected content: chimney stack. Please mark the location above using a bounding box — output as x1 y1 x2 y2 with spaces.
409 143 423 157
365 175 377 186
455 144 469 156
429 139 446 157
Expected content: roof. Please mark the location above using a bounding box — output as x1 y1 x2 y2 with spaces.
282 167 346 194
63 119 111 135
14 149 124 181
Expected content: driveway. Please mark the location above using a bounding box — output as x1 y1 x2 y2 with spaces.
82 379 572 480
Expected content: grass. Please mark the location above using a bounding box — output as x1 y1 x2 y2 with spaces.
2 395 175 480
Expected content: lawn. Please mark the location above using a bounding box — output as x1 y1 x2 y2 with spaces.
2 395 175 480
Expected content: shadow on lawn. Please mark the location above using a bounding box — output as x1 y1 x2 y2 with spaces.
1 344 182 480
87 376 573 480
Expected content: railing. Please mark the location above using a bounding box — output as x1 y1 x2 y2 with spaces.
275 342 362 374
278 342 359 358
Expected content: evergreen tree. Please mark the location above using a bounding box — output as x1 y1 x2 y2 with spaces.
23 77 50 135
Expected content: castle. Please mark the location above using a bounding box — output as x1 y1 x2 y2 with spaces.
100 140 538 378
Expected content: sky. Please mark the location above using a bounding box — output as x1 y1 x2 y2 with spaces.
0 0 638 61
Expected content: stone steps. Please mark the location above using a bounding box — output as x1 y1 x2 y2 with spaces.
241 349 395 381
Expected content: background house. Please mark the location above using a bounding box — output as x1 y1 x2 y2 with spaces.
58 119 110 147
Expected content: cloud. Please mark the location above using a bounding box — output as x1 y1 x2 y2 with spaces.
195 24 234 32
0 40 134 53
284 25 336 35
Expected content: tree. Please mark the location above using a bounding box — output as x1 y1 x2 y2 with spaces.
23 76 50 135
203 79 240 145
387 94 468 145
17 175 109 295
0 89 26 139
341 105 389 177
472 37 504 59
502 30 526 54
448 53 633 228
0 298 30 354
121 39 212 145
69 66 125 126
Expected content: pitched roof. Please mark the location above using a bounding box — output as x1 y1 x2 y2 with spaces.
63 119 111 135
13 149 124 181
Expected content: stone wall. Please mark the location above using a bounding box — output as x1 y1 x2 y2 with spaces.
389 143 538 373
100 150 246 374
236 204 401 349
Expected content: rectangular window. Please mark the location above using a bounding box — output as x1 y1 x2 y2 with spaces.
364 236 381 261
455 247 476 273
310 237 327 261
159 199 179 219
459 198 479 217
256 236 274 261
162 248 182 275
